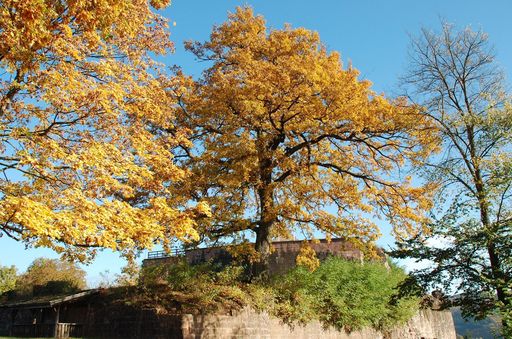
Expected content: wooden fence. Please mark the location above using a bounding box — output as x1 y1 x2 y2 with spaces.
11 322 82 338
55 322 83 338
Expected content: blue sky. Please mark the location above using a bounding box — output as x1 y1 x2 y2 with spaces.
1 0 511 286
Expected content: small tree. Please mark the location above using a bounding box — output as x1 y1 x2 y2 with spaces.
15 258 86 296
0 263 17 295
392 23 512 335
178 7 437 275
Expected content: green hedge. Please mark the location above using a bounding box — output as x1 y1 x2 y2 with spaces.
258 257 419 331
139 257 419 332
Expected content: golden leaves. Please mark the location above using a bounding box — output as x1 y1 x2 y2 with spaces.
296 243 320 271
1 3 438 262
0 0 196 261
182 7 438 251
150 0 171 10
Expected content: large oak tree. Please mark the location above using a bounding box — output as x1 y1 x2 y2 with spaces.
177 7 437 274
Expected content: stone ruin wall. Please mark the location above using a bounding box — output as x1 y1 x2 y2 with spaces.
143 238 368 275
139 240 456 338
182 307 456 339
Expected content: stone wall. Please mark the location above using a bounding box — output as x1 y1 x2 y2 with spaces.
389 309 456 338
0 299 456 338
143 238 367 275
136 241 456 338
181 307 456 339
267 239 364 275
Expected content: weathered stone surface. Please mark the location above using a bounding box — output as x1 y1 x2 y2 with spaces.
181 307 456 339
140 240 456 338
388 309 456 339
0 297 456 338
143 238 368 275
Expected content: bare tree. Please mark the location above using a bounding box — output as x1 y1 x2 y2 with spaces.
392 23 512 334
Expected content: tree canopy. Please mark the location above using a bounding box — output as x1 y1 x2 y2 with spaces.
391 23 512 334
0 0 207 260
0 263 16 295
14 258 86 296
177 7 438 272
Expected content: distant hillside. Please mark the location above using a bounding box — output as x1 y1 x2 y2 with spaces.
452 307 502 338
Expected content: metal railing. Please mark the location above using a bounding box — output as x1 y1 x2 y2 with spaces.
147 248 185 259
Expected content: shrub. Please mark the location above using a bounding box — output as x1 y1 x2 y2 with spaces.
255 257 419 332
139 260 247 312
138 257 419 331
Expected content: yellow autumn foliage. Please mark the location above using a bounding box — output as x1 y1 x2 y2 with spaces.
0 0 206 259
296 244 320 272
179 7 439 263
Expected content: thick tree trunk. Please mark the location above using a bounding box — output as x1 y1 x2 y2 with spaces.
252 150 275 278
251 133 285 278
253 223 272 278
252 182 276 278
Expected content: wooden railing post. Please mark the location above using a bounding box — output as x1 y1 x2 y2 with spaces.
53 305 60 338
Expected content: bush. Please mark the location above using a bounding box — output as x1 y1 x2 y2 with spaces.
252 257 420 332
139 259 247 312
138 257 419 332
33 280 81 296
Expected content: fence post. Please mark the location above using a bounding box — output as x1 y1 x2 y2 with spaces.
53 305 60 338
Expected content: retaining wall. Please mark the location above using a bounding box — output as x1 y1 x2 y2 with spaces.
181 307 456 339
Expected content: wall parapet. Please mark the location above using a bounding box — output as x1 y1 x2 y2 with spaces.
144 238 371 275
